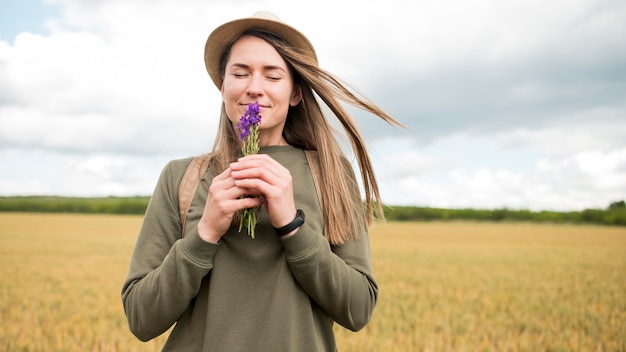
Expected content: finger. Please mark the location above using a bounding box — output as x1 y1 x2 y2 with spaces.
212 196 265 215
234 171 292 201
210 178 256 201
237 153 274 162
231 168 279 189
230 158 289 186
209 170 263 204
237 195 266 209
212 167 233 182
231 155 283 175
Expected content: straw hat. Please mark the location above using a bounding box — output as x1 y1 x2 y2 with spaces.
204 11 318 89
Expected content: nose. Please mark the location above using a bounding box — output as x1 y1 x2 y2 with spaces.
246 75 264 97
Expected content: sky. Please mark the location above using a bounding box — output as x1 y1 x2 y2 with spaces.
0 0 625 211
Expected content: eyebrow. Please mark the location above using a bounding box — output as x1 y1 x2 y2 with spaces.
229 63 288 73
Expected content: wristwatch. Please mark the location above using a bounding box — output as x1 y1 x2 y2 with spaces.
274 209 305 237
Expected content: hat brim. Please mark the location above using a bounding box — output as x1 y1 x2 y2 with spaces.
204 13 317 89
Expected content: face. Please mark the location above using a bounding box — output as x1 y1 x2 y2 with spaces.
221 35 302 146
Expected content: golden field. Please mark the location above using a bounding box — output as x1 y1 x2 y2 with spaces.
1 213 624 351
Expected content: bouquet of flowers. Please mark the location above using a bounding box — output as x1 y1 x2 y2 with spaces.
236 102 262 238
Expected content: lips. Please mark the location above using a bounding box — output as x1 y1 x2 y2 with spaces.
241 103 267 108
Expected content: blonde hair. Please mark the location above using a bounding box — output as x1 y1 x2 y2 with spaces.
211 30 403 245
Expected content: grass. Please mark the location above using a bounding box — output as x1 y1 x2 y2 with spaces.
0 213 167 351
1 214 625 351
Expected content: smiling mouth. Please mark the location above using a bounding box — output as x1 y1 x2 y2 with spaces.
241 103 267 108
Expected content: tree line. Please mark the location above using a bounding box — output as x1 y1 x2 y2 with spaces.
0 196 150 215
1 196 625 226
383 200 626 226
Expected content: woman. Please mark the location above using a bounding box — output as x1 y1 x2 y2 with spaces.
122 11 401 351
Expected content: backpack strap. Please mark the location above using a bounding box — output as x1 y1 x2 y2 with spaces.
178 154 211 237
177 150 322 238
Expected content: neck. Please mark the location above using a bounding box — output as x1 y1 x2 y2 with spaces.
258 130 288 147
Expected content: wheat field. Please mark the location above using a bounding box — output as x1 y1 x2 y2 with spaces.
1 213 624 351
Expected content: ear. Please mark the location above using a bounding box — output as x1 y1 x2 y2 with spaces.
289 85 303 106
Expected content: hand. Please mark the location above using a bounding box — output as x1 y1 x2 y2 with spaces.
197 167 266 243
229 154 298 229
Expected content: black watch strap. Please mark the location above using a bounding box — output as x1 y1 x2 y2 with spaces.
274 209 305 236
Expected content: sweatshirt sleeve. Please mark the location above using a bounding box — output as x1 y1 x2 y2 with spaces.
281 158 378 332
121 159 218 342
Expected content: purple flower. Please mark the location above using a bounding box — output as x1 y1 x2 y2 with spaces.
236 102 262 238
237 102 262 141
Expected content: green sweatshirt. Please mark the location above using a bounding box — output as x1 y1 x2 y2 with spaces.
121 145 378 351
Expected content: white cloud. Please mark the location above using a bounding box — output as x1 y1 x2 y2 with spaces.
377 137 626 211
0 14 218 154
0 148 171 196
0 0 624 211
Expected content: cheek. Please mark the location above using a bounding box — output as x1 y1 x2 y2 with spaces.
221 79 245 99
221 83 235 102
222 83 242 118
224 104 240 126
